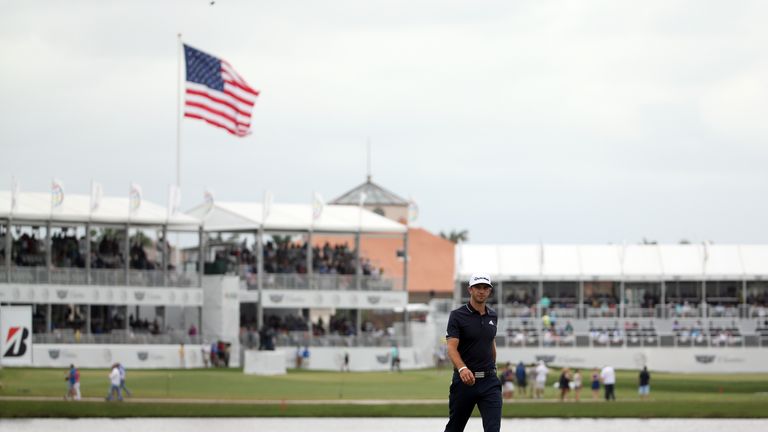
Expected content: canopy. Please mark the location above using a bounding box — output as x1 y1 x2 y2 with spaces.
186 201 407 234
0 191 201 230
457 243 768 280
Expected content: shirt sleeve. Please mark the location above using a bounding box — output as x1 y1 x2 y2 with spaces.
446 311 460 339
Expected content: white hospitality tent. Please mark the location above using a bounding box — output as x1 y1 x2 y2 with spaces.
456 243 768 281
0 191 200 229
186 201 407 234
456 243 768 318
1 190 202 286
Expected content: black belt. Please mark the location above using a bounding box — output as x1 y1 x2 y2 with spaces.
457 369 497 378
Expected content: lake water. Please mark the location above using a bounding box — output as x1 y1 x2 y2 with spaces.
3 418 767 432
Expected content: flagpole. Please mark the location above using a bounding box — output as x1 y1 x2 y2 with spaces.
175 33 183 273
176 33 183 189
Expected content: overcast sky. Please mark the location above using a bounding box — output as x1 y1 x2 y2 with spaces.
2 1 768 244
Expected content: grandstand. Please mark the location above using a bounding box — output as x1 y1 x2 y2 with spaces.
449 244 768 372
0 190 411 370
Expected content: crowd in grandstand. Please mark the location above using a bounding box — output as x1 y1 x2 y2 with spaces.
1 227 382 279
0 227 168 270
214 240 381 277
672 319 743 345
238 312 397 350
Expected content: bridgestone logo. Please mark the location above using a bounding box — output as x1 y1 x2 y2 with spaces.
3 326 30 358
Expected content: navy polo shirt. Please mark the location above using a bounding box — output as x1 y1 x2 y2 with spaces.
445 303 498 372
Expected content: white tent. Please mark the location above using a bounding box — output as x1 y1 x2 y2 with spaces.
457 243 768 280
0 191 200 230
186 201 407 234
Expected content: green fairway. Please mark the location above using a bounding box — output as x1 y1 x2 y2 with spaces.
1 367 767 418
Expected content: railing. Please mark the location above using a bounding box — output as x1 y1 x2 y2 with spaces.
33 330 202 345
586 306 619 318
749 306 768 319
242 273 402 291
494 304 761 320
239 330 411 349
1 266 197 288
496 329 768 348
624 306 656 318
500 305 534 318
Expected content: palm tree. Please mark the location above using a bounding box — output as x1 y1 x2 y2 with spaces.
440 229 469 244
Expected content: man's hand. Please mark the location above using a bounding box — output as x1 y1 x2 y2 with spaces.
459 367 475 386
447 338 475 386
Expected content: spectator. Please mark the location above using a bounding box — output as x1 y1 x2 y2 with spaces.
638 366 651 400
534 361 548 399
65 364 81 401
515 361 527 398
500 362 515 400
558 368 571 401
390 344 401 372
600 365 616 401
572 369 583 402
118 363 132 397
202 342 210 368
590 368 601 400
105 363 123 401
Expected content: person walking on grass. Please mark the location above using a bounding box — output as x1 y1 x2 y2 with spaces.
534 360 548 399
638 366 651 400
558 368 571 401
118 363 132 397
601 365 616 401
499 362 515 401
515 361 527 398
64 364 81 401
105 363 123 401
590 368 601 400
342 351 350 372
444 273 501 432
572 368 582 402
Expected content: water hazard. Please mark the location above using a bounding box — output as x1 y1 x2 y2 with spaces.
4 418 767 432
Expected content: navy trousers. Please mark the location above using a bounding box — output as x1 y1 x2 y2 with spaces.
444 370 502 432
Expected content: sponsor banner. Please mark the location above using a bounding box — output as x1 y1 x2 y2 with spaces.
250 289 407 309
32 344 214 369
496 347 768 373
244 350 287 375
1 306 33 365
273 346 431 372
0 285 203 306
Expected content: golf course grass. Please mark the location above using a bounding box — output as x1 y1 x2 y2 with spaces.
1 366 767 418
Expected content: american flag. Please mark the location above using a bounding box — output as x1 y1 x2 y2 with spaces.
183 44 259 137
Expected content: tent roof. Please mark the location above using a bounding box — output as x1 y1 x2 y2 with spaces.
330 177 409 206
457 243 768 279
186 200 407 234
0 191 200 230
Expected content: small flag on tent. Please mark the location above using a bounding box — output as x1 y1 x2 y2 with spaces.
312 192 325 221
129 183 142 215
90 180 103 214
167 184 182 219
51 179 65 210
183 44 259 137
262 190 273 221
10 177 19 214
204 188 215 214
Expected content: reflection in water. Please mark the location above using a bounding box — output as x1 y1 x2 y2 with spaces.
3 418 767 432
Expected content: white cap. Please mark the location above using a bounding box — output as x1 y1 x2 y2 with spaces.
468 273 493 288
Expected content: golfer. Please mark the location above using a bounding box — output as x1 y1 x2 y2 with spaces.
444 273 502 432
